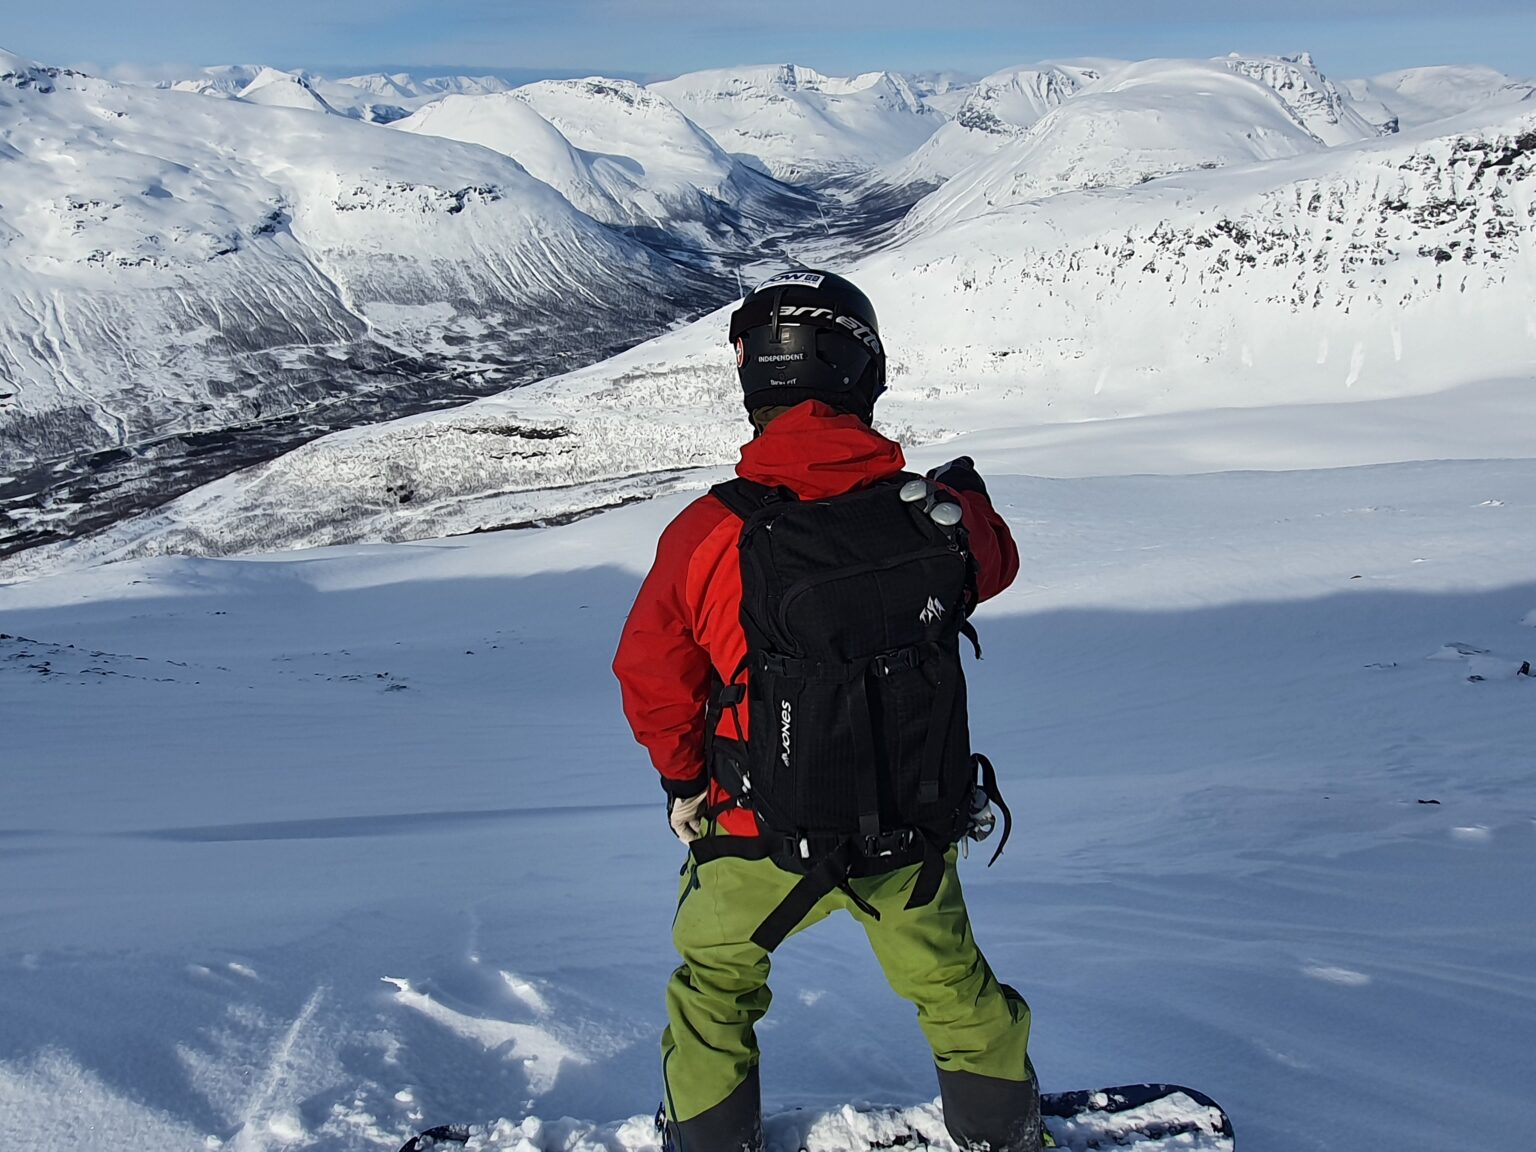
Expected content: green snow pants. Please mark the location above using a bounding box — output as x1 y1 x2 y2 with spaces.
661 843 1034 1128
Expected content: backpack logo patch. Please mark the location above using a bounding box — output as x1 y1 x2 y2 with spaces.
779 700 793 768
920 596 946 625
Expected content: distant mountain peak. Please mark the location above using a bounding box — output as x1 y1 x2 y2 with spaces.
1225 52 1383 145
651 63 940 182
238 68 337 114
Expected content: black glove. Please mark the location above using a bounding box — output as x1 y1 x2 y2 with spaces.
927 456 987 497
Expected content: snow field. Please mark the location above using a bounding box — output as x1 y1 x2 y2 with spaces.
3 447 1534 1151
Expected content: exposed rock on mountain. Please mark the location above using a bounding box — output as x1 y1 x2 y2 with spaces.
1225 52 1384 144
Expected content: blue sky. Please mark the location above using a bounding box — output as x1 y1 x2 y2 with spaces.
10 1 1535 81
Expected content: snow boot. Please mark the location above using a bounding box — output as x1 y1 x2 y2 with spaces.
937 1065 1044 1152
661 1066 763 1152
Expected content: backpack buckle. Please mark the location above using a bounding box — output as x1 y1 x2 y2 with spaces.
871 647 920 677
864 828 916 857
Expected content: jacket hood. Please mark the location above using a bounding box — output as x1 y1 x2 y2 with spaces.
736 400 905 500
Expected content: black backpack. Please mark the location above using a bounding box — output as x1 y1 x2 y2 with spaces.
694 474 1011 950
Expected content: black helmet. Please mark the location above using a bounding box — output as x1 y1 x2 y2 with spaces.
728 269 886 422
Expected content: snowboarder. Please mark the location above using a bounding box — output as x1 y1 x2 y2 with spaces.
613 270 1037 1152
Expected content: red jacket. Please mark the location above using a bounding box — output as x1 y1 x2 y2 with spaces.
613 401 1019 836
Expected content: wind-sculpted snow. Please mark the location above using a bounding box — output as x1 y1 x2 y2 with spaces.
0 48 717 556
650 64 942 183
10 103 1536 578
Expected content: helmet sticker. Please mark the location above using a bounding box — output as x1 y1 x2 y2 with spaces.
754 271 825 292
835 313 882 355
735 336 746 368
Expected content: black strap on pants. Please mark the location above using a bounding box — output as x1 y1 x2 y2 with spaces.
689 833 945 952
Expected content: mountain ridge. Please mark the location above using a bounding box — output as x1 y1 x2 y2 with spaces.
10 99 1530 577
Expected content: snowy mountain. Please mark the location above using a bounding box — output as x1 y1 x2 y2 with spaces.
898 71 978 117
879 64 1088 187
330 71 421 101
236 67 337 114
160 68 516 123
882 53 1382 192
1344 64 1535 129
1224 52 1384 144
335 71 512 100
163 64 266 97
0 48 716 556
902 58 1332 231
396 79 810 242
318 72 515 122
15 95 1533 575
650 64 942 182
395 93 634 223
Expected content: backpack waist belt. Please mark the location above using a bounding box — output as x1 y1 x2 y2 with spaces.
689 830 948 952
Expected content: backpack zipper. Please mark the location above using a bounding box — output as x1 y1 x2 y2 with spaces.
776 546 967 646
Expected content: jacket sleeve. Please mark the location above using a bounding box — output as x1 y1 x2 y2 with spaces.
957 487 1020 602
612 498 726 797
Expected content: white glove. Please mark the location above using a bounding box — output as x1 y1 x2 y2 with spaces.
668 791 709 843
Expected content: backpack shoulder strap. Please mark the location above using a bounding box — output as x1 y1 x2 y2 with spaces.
709 477 796 521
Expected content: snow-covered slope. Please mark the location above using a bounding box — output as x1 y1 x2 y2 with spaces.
320 72 515 123
395 93 633 223
397 80 810 240
336 72 511 100
881 52 1379 191
1224 52 1383 145
163 64 266 98
2 426 1533 1152
14 98 1534 576
236 67 337 114
900 71 977 117
879 64 1088 186
0 48 709 548
879 102 1536 413
1344 64 1535 130
650 64 942 183
161 68 516 123
903 58 1330 231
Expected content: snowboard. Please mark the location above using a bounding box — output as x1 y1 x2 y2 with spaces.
399 1082 1233 1151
